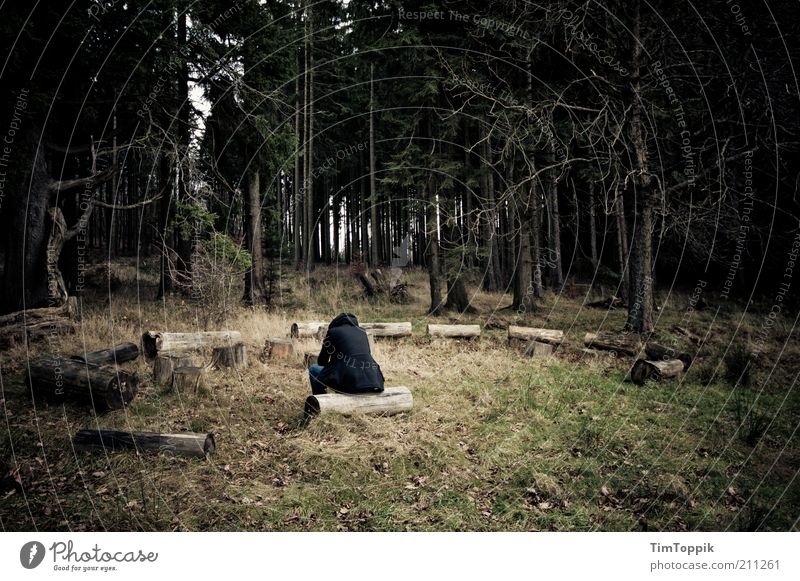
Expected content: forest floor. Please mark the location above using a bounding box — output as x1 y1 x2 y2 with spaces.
1 261 798 531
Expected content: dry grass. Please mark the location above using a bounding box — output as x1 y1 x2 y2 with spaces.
1 265 798 531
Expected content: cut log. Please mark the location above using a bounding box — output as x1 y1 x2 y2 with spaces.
523 341 554 358
645 342 692 370
141 330 242 360
584 332 643 356
360 322 412 337
71 342 139 366
263 338 294 360
427 324 481 338
314 326 329 341
631 359 684 385
290 322 326 339
27 356 138 410
153 353 195 386
73 429 215 458
304 386 413 417
303 351 319 368
211 343 248 369
172 366 206 394
508 326 564 345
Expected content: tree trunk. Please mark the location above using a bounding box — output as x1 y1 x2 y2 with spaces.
304 386 413 417
589 181 598 269
293 16 303 269
73 429 215 458
369 64 380 267
625 0 654 333
156 154 173 299
546 141 563 290
512 183 535 311
426 182 443 315
243 169 265 304
303 2 315 271
445 276 472 313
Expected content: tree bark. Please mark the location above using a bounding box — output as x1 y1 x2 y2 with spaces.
303 1 315 271
508 326 564 345
153 353 195 386
172 366 206 394
243 169 265 304
369 63 380 267
211 343 248 369
625 0 655 333
262 338 294 359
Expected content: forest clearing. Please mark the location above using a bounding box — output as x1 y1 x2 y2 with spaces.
1 264 797 532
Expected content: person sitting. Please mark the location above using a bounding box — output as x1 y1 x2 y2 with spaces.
308 313 385 395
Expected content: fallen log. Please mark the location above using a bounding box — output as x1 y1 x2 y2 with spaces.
304 386 413 417
427 324 481 338
263 338 294 360
290 322 327 338
584 332 643 356
508 326 564 345
645 342 692 370
360 322 412 337
71 342 139 366
523 341 553 358
141 330 242 360
0 319 76 349
153 353 195 386
72 429 215 458
172 366 206 395
631 358 684 385
28 357 138 410
211 343 247 369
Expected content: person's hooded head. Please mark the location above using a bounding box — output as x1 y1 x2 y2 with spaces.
328 312 359 329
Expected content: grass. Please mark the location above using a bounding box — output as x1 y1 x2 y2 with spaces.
0 264 798 531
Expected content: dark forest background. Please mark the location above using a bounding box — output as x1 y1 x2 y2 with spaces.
1 0 798 328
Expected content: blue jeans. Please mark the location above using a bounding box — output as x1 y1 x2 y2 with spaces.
309 364 326 395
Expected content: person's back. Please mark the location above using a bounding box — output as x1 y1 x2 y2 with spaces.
308 313 384 395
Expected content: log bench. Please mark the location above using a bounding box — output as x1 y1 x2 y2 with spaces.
359 322 412 337
304 386 413 417
141 330 242 360
73 429 215 458
427 324 480 339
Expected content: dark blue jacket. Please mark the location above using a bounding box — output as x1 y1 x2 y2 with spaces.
317 313 385 393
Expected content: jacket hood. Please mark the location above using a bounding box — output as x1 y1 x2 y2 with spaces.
329 312 359 329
